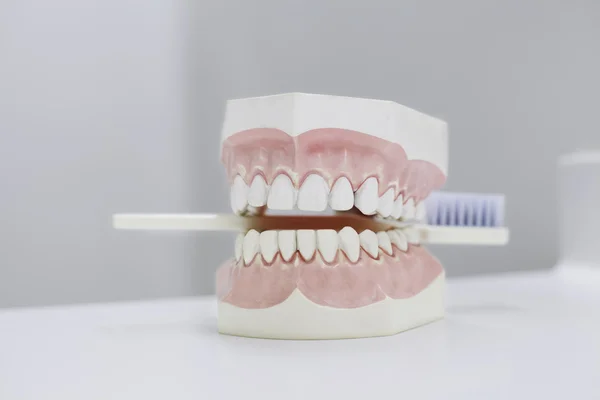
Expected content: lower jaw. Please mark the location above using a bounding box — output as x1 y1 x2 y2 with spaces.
217 272 445 340
216 243 445 339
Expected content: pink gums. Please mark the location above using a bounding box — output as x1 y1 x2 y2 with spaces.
221 128 446 201
216 245 443 309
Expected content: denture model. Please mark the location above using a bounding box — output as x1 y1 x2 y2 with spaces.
114 93 509 340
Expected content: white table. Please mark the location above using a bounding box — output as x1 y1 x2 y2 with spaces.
1 268 599 400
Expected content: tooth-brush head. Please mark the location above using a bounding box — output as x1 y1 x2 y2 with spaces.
424 191 506 227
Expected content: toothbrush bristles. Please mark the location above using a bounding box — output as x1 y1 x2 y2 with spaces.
424 191 505 228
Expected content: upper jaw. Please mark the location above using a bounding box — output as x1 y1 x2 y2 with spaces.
221 93 448 220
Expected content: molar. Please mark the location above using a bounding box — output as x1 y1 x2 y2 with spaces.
387 229 408 252
267 174 296 210
402 197 416 220
354 177 378 215
316 229 338 263
329 176 354 211
404 228 421 245
358 229 379 258
339 226 360 262
297 174 329 212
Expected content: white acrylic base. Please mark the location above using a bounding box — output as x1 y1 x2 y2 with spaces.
218 273 445 339
558 151 600 266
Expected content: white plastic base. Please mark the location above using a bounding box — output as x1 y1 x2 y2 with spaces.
217 273 445 340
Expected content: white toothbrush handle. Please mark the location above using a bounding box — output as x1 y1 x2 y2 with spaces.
113 214 509 246
405 225 510 246
113 214 249 231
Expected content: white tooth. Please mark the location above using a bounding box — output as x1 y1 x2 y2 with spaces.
242 229 260 265
376 231 393 255
230 193 237 214
415 201 427 222
404 228 421 245
278 230 297 262
403 197 416 220
246 205 259 216
259 230 278 263
230 175 248 214
339 227 360 262
234 233 244 262
377 188 394 218
391 194 404 219
354 177 378 215
316 229 338 263
247 175 268 207
267 174 296 210
297 230 317 260
358 229 379 258
329 177 354 211
297 174 329 211
388 229 408 252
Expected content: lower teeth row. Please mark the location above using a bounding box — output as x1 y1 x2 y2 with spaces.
235 227 418 266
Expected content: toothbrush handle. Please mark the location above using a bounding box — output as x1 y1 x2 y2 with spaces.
113 214 249 231
113 214 509 246
408 225 510 246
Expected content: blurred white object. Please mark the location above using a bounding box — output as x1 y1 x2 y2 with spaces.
556 151 600 281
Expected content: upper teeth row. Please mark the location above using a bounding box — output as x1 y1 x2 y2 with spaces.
235 227 418 265
231 174 426 219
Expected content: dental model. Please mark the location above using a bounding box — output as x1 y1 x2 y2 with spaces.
114 93 509 339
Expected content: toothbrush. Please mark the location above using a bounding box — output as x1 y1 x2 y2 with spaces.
113 191 509 246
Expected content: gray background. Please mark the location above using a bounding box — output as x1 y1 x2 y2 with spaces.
1 0 599 307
